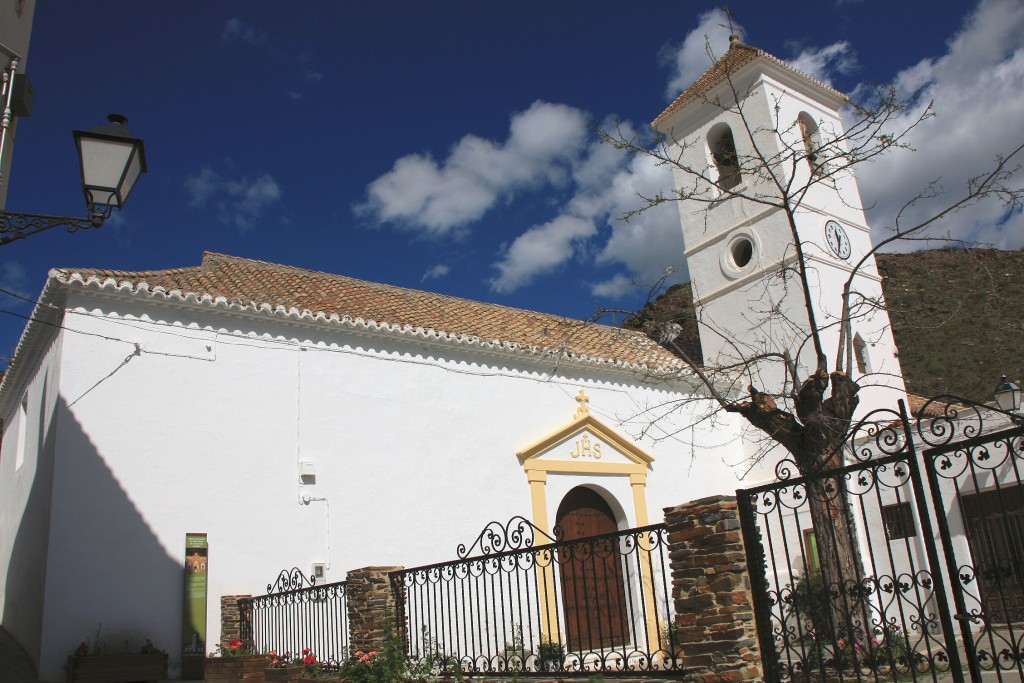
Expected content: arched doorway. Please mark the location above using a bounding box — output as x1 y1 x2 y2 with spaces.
556 486 628 651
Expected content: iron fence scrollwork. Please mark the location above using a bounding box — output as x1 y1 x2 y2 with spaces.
241 567 349 668
391 519 678 676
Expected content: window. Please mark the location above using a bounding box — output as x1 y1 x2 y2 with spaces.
960 485 1024 621
731 237 753 268
708 123 741 191
882 502 916 540
798 112 824 175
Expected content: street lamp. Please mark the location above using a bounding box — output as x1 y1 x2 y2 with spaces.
0 113 146 245
994 375 1022 413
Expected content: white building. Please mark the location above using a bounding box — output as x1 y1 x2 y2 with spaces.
0 251 750 680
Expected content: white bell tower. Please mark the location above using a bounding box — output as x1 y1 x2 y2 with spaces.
652 36 906 417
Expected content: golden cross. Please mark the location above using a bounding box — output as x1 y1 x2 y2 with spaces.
573 389 591 419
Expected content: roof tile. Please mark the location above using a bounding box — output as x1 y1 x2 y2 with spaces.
55 252 685 373
652 37 846 128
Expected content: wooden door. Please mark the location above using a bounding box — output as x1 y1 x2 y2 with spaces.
556 487 628 651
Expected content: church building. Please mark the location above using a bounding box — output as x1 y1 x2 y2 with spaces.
0 36 913 682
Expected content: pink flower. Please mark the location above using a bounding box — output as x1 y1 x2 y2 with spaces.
229 639 243 650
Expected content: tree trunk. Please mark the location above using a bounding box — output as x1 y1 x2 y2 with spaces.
806 475 869 669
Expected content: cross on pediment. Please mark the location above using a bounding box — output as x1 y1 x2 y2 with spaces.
573 389 590 419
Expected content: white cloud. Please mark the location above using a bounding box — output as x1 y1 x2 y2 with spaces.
490 215 596 293
185 168 282 232
356 101 589 236
661 9 738 101
590 274 636 299
221 18 268 46
421 264 450 282
788 41 858 85
484 117 685 295
854 0 1024 250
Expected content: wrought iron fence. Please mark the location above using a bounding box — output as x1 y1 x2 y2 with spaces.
241 568 349 667
738 406 963 683
915 395 1024 680
390 517 679 676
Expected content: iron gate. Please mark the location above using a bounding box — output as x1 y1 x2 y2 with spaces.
738 398 1024 683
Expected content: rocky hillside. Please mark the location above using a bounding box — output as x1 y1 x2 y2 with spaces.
625 248 1024 404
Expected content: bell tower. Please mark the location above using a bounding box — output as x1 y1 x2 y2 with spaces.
652 36 906 417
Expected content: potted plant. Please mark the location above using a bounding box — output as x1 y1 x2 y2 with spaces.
66 638 168 683
293 648 327 681
205 639 272 683
538 639 564 672
264 650 305 683
503 625 531 669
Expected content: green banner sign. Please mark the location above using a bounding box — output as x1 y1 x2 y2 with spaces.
182 533 208 657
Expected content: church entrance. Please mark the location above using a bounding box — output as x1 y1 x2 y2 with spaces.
556 487 628 651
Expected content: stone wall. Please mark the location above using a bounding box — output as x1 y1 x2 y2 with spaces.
219 594 251 649
665 495 762 683
346 566 404 656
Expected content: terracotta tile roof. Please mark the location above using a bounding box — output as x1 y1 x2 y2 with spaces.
906 393 966 420
652 36 847 129
53 252 685 374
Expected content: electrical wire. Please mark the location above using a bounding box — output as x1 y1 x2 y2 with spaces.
0 288 658 404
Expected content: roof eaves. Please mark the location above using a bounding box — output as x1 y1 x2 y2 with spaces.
52 269 691 380
652 38 847 129
0 275 67 419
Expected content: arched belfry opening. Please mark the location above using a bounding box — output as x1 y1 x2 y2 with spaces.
555 486 628 651
707 122 741 190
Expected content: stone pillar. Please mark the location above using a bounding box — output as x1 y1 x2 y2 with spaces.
219 594 252 649
664 495 762 683
346 566 404 657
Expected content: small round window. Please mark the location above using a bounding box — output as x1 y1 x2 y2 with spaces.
720 231 759 279
731 237 754 268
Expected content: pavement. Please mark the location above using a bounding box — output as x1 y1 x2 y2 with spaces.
0 627 38 683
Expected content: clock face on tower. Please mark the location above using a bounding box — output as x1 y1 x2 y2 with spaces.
824 220 851 260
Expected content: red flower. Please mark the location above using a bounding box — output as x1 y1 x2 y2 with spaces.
303 654 316 666
229 639 243 650
302 648 311 655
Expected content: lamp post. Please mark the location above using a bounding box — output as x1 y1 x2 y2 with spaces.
0 113 146 245
994 374 1022 414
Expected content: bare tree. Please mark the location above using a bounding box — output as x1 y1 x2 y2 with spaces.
602 35 1024 644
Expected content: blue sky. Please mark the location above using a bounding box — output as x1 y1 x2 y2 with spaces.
1 0 1020 364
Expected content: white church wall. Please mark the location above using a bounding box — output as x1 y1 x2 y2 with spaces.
28 288 746 680
0 327 62 671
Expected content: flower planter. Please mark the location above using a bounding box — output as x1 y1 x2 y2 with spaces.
205 655 273 683
66 653 168 682
264 665 304 683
